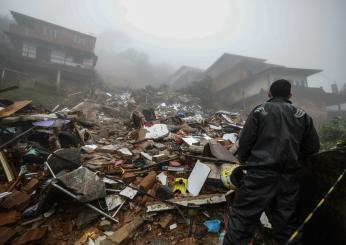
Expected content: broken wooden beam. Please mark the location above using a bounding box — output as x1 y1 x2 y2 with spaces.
108 215 144 244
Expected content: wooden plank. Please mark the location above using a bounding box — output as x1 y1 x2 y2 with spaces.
0 100 31 118
0 151 15 182
109 216 144 243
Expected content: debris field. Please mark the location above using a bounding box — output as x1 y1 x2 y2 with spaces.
0 88 274 245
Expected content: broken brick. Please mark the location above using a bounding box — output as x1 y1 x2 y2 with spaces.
122 172 137 184
22 178 39 193
182 237 196 245
159 213 173 229
62 223 74 233
1 190 31 210
139 171 156 191
109 215 144 244
12 227 47 245
133 177 143 186
0 227 16 245
0 210 21 226
139 187 156 206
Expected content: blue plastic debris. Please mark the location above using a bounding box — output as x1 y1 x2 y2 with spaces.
203 219 222 233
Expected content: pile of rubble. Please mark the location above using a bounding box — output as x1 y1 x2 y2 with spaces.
0 90 251 245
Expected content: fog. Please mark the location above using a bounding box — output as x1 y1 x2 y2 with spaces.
0 0 345 90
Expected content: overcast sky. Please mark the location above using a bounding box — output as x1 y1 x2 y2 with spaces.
0 0 345 90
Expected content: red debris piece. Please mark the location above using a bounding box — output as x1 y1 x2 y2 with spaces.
0 227 16 245
182 237 196 245
22 178 39 193
122 172 137 184
1 190 31 210
0 210 21 226
158 213 173 229
138 171 156 191
12 227 47 245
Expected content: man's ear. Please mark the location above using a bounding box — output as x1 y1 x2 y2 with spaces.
268 91 272 98
288 93 292 99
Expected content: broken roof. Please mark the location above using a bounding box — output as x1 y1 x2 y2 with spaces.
205 53 266 79
206 53 322 93
206 52 321 78
10 11 96 39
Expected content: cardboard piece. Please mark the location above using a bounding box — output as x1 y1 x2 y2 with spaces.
187 161 210 196
119 186 138 199
182 137 199 146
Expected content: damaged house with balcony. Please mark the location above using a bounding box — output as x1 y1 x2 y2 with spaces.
177 53 346 122
0 11 97 92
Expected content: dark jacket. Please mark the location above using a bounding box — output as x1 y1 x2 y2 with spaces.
237 97 320 170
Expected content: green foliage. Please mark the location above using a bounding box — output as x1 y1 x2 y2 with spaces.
318 119 346 149
1 87 72 110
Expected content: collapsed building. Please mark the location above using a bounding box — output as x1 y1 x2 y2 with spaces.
0 11 97 93
170 53 346 122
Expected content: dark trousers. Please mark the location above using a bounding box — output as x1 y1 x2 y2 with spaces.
223 169 301 245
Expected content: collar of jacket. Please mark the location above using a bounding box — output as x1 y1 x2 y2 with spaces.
267 97 292 104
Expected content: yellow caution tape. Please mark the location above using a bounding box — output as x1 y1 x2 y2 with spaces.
285 167 346 245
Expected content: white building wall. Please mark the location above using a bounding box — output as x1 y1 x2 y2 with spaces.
269 73 308 87
225 72 310 103
227 74 269 102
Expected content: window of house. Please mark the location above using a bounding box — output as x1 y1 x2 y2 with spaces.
73 34 84 45
22 42 37 58
43 27 58 38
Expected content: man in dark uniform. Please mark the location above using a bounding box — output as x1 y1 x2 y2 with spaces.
223 79 320 245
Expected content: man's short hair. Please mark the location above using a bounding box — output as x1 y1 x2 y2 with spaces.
270 79 291 98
